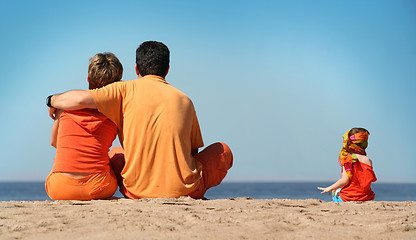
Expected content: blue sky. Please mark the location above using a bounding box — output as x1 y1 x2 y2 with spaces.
1 0 415 183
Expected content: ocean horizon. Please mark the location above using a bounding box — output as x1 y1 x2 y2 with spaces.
0 181 415 202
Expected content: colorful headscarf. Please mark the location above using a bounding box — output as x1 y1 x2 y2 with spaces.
338 130 369 180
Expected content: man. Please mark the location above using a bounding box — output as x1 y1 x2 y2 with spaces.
47 41 233 199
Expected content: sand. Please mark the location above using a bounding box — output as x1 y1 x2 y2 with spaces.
0 197 415 240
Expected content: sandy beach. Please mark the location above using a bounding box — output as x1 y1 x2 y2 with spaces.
0 197 415 240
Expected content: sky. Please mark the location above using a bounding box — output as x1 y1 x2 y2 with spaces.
0 0 415 183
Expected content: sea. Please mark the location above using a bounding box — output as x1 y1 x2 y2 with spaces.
0 182 415 202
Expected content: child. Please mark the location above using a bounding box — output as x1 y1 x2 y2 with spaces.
317 128 377 202
45 52 123 200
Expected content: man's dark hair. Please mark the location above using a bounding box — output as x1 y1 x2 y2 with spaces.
136 41 170 78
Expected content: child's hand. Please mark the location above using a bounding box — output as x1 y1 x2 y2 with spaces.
317 187 331 194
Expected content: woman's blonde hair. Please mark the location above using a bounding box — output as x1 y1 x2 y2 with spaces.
88 52 123 89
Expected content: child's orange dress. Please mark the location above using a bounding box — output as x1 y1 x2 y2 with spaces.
339 161 377 201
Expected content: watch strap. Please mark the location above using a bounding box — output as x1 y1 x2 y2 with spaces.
46 95 53 108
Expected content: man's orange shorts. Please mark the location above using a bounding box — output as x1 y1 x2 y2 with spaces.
188 142 233 199
45 169 118 201
110 142 233 199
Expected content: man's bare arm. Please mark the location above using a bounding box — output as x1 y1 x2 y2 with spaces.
47 90 97 119
50 90 96 109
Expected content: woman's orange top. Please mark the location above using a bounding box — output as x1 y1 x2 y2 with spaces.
52 109 117 173
339 161 377 201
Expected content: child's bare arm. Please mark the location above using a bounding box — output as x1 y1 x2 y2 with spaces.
50 109 64 148
317 167 349 194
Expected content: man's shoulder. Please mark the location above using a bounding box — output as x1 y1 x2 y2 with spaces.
156 79 193 102
172 88 193 104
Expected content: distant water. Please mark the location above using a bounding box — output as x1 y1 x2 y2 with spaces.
205 182 416 201
0 182 415 201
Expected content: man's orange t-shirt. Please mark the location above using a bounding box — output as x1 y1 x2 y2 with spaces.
52 109 117 173
339 161 377 201
88 75 204 198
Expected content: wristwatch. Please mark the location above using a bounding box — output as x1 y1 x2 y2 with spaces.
46 95 54 108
